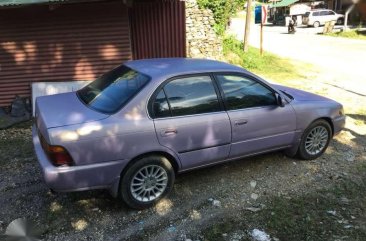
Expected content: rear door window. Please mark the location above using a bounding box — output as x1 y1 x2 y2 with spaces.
153 90 171 118
152 75 221 118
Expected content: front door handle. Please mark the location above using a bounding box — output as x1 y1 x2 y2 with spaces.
161 128 178 137
234 119 248 126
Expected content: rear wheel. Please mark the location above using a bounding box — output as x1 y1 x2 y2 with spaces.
120 155 175 209
313 21 320 28
297 120 332 160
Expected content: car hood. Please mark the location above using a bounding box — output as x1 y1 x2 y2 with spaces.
35 92 109 130
272 84 331 102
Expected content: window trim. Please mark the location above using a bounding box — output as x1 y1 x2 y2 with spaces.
212 72 279 111
148 73 225 119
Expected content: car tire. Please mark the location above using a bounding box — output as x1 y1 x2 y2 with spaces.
297 119 332 160
120 155 175 209
336 18 344 25
313 21 320 28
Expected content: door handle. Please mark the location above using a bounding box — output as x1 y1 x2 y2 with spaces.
161 128 178 137
234 119 248 126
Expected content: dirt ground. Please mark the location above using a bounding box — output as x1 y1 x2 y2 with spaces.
1 28 366 240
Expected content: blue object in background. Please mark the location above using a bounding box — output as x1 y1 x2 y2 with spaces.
255 6 262 24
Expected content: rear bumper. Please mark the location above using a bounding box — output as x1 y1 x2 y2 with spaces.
32 124 126 193
332 115 346 136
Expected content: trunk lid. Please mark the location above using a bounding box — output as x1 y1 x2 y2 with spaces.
35 92 109 131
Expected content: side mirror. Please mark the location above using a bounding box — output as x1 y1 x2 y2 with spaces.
275 93 285 107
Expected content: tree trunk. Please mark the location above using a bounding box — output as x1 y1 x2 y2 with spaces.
244 0 253 52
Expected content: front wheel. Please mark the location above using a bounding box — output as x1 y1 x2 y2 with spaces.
297 120 332 160
120 155 175 209
336 18 344 25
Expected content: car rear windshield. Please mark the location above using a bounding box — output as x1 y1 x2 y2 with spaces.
77 65 150 114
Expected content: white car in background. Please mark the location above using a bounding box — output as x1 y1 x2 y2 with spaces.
302 9 344 27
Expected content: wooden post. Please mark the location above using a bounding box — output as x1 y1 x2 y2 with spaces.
260 22 263 55
243 0 253 52
260 6 266 56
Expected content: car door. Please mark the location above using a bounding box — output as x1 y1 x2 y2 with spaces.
327 10 337 21
320 11 329 24
151 75 231 170
312 11 320 24
214 73 297 158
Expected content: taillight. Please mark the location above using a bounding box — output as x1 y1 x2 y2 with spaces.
46 145 74 166
39 131 74 166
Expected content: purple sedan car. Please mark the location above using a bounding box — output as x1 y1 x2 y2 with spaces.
33 58 345 209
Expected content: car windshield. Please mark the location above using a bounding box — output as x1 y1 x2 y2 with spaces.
304 12 310 17
77 65 150 114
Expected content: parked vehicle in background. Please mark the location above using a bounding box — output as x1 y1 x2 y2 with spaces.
32 58 345 209
303 9 344 27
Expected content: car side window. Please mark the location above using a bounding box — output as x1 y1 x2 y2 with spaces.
159 75 221 117
313 12 320 16
328 11 335 15
320 11 328 16
153 89 171 118
216 74 277 110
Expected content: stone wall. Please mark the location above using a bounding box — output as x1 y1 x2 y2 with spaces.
185 0 223 59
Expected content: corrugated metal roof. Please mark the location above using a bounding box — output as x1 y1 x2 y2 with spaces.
271 0 299 7
0 0 104 7
0 0 67 6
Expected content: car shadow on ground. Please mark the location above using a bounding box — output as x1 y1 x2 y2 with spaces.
1 116 365 240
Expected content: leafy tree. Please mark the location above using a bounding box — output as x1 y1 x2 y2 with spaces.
197 0 246 35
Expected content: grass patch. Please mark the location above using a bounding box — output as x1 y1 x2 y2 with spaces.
326 29 366 40
202 164 366 240
222 37 312 82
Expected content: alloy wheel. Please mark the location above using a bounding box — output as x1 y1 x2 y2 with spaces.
305 126 329 155
130 165 168 202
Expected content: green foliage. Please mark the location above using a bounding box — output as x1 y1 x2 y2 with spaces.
222 36 304 81
326 29 366 40
197 0 245 35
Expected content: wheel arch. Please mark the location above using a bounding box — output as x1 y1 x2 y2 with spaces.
285 116 334 158
108 150 180 198
315 117 334 137
123 151 180 175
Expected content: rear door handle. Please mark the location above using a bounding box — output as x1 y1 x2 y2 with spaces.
161 128 178 137
234 119 248 126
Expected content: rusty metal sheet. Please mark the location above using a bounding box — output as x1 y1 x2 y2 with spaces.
130 0 186 59
0 1 132 107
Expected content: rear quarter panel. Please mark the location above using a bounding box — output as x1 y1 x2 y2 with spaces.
47 80 181 168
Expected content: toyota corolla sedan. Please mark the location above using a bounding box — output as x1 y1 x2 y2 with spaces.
32 58 345 209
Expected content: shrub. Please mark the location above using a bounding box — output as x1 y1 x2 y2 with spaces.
197 0 245 35
222 36 303 81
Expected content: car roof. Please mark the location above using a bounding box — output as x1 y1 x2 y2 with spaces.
309 9 332 12
124 58 246 79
